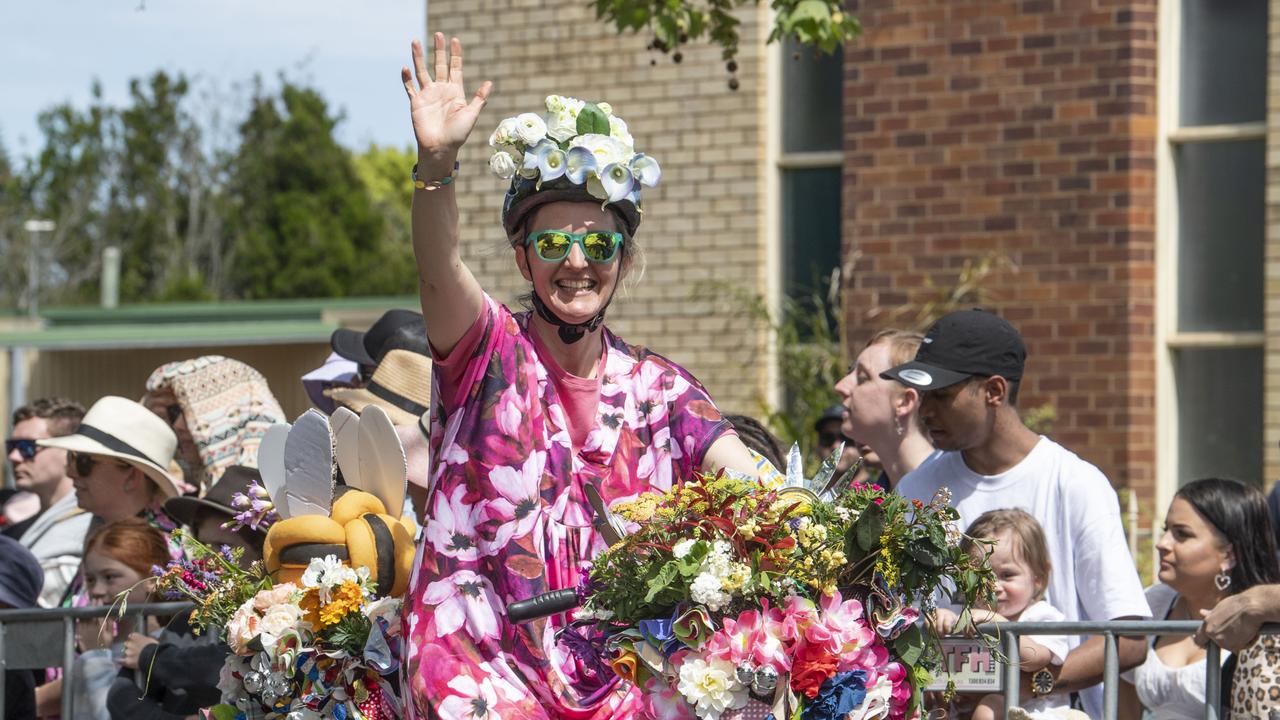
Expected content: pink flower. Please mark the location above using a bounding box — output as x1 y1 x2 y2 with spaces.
780 595 818 644
495 383 528 439
642 676 698 720
436 671 521 719
426 485 486 560
421 570 501 642
809 591 876 659
704 603 791 673
483 451 545 550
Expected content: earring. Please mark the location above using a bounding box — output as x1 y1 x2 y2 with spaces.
1214 571 1232 592
893 416 904 437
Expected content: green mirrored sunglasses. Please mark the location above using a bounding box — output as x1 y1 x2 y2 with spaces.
524 230 624 263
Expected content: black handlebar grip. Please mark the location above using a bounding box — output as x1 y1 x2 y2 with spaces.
506 588 580 623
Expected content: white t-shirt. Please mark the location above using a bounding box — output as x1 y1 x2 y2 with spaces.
897 436 1151 717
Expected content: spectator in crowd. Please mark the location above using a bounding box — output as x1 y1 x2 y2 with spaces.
66 519 170 720
143 356 286 494
885 309 1149 717
107 466 271 719
932 509 1071 720
0 534 45 720
326 348 433 516
0 488 42 538
726 414 786 471
813 403 861 473
1120 478 1280 719
835 329 937 489
6 398 92 607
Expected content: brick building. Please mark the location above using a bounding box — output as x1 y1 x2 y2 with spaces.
843 0 1271 522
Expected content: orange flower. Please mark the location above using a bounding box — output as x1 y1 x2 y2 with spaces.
790 643 838 699
299 589 323 627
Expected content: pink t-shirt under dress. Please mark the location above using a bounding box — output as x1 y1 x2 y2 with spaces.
402 294 733 720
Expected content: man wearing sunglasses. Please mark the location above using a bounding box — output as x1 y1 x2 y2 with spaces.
5 398 92 607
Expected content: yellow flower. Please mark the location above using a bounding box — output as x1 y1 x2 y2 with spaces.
318 581 364 627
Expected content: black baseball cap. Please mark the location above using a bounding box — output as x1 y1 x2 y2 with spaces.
331 309 428 367
880 309 1026 391
814 403 846 432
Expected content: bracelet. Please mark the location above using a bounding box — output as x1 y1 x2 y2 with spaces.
412 161 460 190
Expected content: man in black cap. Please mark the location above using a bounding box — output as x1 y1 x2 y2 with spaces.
883 309 1149 715
330 308 430 378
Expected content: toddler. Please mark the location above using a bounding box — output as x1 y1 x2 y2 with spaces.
932 508 1071 720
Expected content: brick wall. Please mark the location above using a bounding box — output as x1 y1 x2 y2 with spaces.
842 0 1159 500
424 0 771 414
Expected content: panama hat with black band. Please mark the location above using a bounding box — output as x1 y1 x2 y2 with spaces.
325 349 431 427
38 396 181 498
880 309 1027 392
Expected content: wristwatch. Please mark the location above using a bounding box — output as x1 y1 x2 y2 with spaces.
1030 668 1055 697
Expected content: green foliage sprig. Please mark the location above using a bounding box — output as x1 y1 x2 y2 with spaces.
593 0 860 73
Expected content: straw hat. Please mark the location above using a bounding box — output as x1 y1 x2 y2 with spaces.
39 396 181 498
325 349 432 426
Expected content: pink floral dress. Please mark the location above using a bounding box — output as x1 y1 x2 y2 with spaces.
403 295 733 720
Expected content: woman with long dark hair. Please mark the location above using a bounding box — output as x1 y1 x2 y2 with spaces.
1121 478 1280 718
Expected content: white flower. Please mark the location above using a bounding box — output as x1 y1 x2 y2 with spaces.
489 151 518 179
599 163 635 203
545 108 579 143
673 539 697 559
259 603 305 639
569 133 630 169
676 656 748 720
513 112 548 145
851 675 894 720
596 101 613 115
488 117 519 148
545 94 585 116
690 572 731 611
301 555 359 602
609 115 633 150
218 655 250 699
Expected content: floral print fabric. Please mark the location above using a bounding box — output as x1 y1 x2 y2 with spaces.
403 295 732 719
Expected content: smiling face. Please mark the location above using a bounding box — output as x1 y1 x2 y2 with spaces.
1156 496 1234 595
514 201 628 326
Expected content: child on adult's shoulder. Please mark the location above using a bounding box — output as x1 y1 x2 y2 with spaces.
929 508 1072 720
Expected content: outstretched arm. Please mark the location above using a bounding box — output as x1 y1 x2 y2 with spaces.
401 33 493 356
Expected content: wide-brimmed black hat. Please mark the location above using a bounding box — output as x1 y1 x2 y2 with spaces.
881 309 1026 391
330 309 428 367
165 465 262 528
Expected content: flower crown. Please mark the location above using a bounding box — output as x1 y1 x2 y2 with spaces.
488 95 661 205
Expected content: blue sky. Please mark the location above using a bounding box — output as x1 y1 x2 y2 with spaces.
1 0 423 161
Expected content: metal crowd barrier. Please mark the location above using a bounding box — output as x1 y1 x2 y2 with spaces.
0 601 193 717
977 619 1280 720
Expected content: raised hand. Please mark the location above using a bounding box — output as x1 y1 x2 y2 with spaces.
401 33 493 160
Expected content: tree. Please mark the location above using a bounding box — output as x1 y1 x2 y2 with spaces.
351 144 419 295
226 80 395 299
594 0 859 79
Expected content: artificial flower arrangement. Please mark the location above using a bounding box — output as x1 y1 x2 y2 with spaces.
488 94 662 203
566 456 995 720
149 480 403 720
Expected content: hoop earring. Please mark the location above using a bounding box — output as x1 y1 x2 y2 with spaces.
1214 571 1232 592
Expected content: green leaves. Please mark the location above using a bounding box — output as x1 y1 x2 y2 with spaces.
855 502 886 552
576 103 612 136
644 560 680 602
591 0 860 69
894 623 925 666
